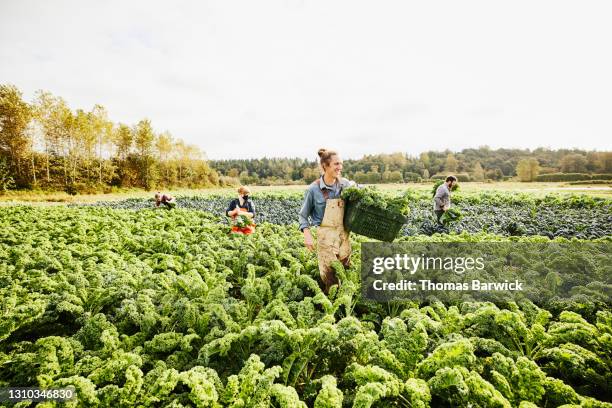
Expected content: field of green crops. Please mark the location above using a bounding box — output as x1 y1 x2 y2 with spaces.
1 192 611 407
82 192 612 239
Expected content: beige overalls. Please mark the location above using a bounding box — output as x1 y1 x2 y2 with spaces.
317 197 351 293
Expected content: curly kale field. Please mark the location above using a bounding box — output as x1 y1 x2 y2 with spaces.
1 206 611 407
81 192 612 239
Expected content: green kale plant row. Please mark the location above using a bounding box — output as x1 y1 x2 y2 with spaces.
80 192 612 239
1 207 610 407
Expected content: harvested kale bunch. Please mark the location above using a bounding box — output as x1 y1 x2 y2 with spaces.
431 179 460 197
440 207 463 225
341 186 411 216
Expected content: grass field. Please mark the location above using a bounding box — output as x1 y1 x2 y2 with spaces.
0 181 610 206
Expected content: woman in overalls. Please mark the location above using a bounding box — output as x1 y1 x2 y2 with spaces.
299 148 354 294
226 186 256 234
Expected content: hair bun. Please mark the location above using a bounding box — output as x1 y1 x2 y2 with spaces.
318 148 327 158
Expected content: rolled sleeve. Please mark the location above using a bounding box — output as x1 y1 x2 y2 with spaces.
299 189 314 231
226 200 237 217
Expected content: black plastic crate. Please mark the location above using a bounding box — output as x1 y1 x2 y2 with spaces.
343 200 408 242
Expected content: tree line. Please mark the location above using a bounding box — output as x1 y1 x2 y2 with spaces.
211 148 612 185
0 84 219 193
3 83 611 192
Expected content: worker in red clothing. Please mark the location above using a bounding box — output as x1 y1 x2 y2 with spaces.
226 186 256 234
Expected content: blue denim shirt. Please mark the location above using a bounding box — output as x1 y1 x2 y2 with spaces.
299 176 353 231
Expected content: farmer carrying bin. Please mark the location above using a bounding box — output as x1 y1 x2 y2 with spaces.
226 186 256 234
433 175 457 223
299 148 355 294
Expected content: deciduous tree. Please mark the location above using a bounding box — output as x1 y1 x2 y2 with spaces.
516 158 540 182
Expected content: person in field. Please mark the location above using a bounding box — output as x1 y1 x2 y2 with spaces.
226 186 256 234
433 175 457 223
155 192 176 209
299 148 355 294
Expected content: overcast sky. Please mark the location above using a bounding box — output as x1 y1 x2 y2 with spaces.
1 0 611 159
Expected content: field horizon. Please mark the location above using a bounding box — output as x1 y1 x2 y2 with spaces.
0 181 611 206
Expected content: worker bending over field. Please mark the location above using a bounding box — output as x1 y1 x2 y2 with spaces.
299 148 356 294
155 192 176 209
433 175 457 223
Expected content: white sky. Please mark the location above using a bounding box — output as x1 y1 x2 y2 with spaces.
1 0 611 159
